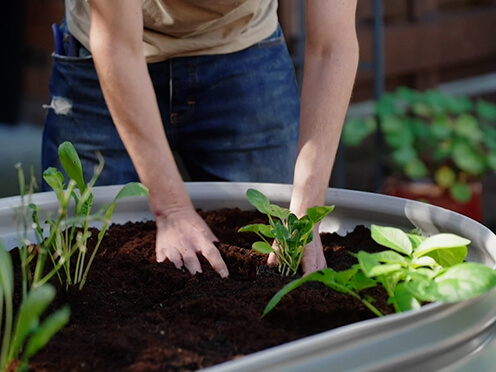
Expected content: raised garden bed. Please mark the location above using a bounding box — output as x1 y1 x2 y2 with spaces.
1 183 496 371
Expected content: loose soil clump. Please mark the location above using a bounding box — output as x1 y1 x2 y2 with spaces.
11 208 393 371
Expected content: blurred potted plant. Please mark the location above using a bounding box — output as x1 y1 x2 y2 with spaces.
342 87 496 221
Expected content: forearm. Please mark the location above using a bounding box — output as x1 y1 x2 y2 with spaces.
89 16 191 216
291 43 359 216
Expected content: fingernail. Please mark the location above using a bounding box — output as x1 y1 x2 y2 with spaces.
219 269 228 278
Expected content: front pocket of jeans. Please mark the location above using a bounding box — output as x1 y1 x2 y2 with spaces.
52 52 93 65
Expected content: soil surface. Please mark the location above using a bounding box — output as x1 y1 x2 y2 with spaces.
11 208 394 371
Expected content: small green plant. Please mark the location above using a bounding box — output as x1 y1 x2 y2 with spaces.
17 141 148 291
238 189 334 276
263 224 496 317
0 240 70 372
14 164 40 300
342 87 496 202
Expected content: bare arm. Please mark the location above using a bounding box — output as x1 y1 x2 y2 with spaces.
88 0 228 277
292 0 359 273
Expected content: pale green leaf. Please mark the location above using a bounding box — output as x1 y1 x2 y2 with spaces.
42 168 65 199
357 251 402 277
413 233 470 258
238 223 274 238
411 256 438 268
432 263 496 302
267 204 291 221
369 250 407 264
371 225 413 255
425 246 468 267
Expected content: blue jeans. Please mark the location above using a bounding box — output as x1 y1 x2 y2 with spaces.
42 25 300 189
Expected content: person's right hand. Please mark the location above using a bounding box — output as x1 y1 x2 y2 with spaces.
267 225 326 276
155 207 229 278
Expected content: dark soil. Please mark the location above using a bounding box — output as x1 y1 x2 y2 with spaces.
11 208 394 371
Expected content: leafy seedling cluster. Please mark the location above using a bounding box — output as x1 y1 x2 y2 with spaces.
15 141 148 291
239 189 334 276
0 240 70 372
2 141 148 370
264 224 496 317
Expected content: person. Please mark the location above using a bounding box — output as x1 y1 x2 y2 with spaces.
42 0 359 279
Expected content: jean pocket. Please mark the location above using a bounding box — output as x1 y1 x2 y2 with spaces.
253 24 285 48
52 47 93 64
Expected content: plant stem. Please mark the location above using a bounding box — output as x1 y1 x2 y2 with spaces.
2 289 13 367
361 298 384 317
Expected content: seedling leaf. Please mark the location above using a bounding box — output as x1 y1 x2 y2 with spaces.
58 141 86 192
263 270 338 316
0 241 13 295
306 206 335 224
42 167 65 200
357 251 402 277
369 250 407 264
393 283 422 312
432 263 496 302
406 233 426 249
252 241 275 254
246 188 271 215
104 182 149 222
349 271 377 292
424 246 468 268
10 285 56 358
238 224 274 238
413 233 470 258
23 306 70 360
371 225 413 255
411 256 438 268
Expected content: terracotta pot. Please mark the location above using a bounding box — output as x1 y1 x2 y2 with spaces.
383 178 483 222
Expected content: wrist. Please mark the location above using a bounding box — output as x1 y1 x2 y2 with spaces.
148 185 194 219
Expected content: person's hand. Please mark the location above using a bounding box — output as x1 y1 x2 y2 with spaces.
267 226 326 276
155 207 229 278
300 231 327 275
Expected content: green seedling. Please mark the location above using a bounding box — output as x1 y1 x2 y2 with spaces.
0 240 70 372
238 189 334 276
19 141 148 290
14 164 39 300
264 224 496 317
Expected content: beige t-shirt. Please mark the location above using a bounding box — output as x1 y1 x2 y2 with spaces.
66 0 278 63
